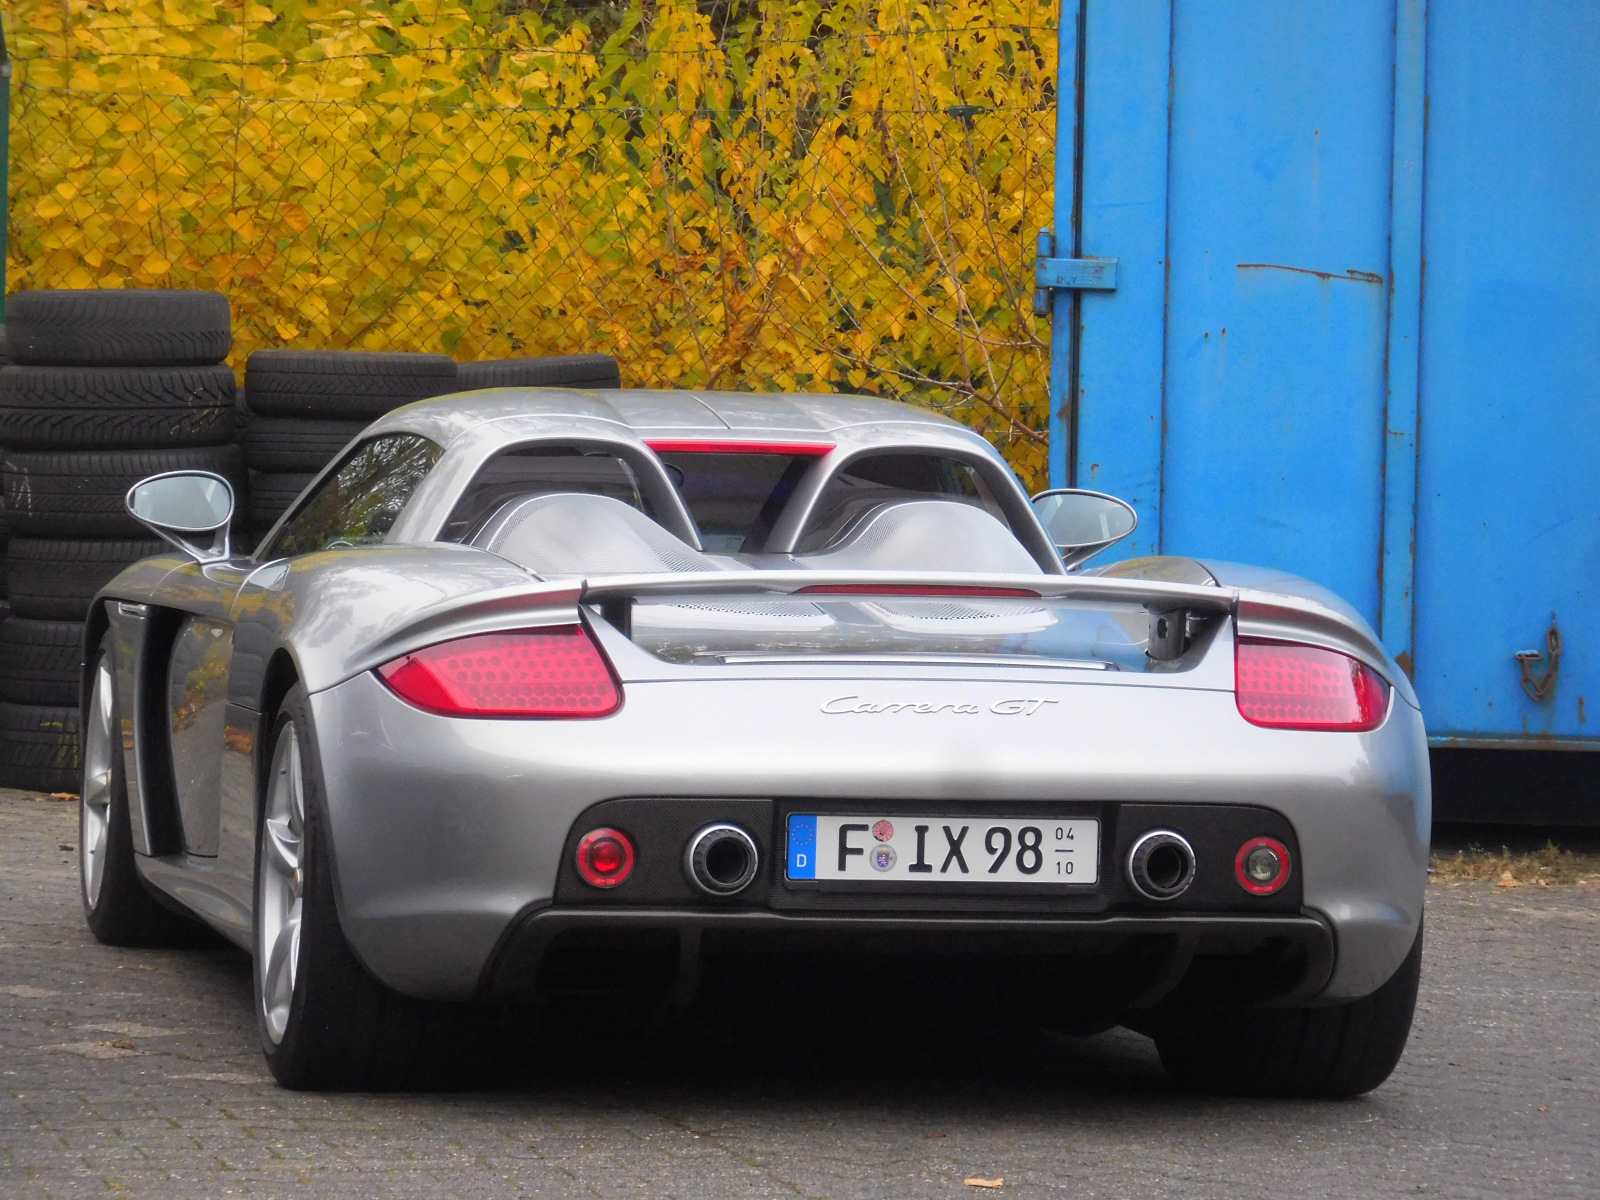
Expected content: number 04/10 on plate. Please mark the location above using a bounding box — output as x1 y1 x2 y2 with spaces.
786 815 1100 884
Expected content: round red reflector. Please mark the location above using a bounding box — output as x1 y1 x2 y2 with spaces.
576 828 635 888
1235 836 1291 895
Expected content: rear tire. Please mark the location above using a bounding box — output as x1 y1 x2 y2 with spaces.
1154 923 1423 1098
79 647 197 944
256 687 510 1090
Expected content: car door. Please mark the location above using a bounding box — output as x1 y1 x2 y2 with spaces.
213 432 446 905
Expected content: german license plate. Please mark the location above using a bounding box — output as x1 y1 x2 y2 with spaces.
786 815 1099 884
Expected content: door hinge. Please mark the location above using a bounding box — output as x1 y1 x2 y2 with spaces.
1033 228 1118 316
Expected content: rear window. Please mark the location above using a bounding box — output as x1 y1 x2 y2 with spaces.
656 451 816 553
629 593 1157 671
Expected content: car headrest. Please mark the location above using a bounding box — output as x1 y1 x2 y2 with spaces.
793 499 1044 574
473 492 713 577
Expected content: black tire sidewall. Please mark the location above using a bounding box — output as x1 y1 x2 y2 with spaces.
1155 920 1424 1098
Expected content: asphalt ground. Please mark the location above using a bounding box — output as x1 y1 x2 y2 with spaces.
2 789 1597 1199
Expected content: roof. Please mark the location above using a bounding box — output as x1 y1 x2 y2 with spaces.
374 387 971 450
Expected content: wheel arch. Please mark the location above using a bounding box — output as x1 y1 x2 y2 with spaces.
81 599 113 716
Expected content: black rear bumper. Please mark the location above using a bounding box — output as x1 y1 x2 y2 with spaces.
477 906 1337 1017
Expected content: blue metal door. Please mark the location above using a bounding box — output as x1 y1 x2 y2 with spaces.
1411 1 1600 745
1056 0 1599 747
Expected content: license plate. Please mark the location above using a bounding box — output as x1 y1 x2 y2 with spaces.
786 815 1099 884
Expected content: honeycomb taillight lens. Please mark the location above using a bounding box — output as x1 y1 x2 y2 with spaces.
1235 637 1390 731
377 626 621 717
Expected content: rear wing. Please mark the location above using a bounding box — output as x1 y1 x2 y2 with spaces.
342 568 1411 704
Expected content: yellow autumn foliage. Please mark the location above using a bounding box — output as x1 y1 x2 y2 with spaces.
6 0 1058 483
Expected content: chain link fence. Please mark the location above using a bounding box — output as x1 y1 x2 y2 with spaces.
6 0 1059 484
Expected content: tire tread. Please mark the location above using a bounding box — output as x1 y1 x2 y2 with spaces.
3 446 244 538
7 290 231 367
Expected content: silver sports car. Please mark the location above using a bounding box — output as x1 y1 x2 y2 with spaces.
78 388 1428 1095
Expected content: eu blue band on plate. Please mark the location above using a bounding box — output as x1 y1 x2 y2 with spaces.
787 814 817 879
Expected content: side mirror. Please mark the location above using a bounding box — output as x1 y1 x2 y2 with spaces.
1030 488 1137 569
126 471 236 563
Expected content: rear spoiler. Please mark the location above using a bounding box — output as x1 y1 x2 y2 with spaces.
346 569 1410 701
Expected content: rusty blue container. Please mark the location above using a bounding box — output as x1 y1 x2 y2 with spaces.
1041 0 1598 749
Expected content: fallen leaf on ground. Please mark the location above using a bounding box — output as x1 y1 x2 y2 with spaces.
964 1178 1003 1189
0 985 57 999
925 1132 945 1139
79 1021 177 1038
43 1040 139 1059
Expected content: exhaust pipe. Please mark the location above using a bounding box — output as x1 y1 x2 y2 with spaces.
685 823 760 895
1127 829 1196 900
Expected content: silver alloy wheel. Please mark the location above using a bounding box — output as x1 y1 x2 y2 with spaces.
258 722 305 1045
80 655 116 909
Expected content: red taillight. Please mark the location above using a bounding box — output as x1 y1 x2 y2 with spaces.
576 827 635 888
1235 637 1390 731
1235 836 1292 895
796 584 1042 598
645 439 834 456
377 626 621 718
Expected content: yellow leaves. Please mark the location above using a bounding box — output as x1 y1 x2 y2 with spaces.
8 0 1057 486
136 253 173 281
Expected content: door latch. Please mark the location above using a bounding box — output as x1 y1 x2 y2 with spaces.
1515 616 1562 702
1033 228 1118 316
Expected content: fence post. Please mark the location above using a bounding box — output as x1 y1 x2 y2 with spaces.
1046 1 1084 490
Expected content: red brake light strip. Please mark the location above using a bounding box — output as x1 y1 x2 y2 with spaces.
645 439 835 456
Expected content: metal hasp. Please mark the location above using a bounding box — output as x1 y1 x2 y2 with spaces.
1516 619 1562 704
1032 228 1117 317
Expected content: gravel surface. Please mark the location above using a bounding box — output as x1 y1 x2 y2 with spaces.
2 789 1596 1199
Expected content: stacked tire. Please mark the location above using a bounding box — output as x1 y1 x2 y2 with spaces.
456 353 620 392
0 323 11 620
238 350 621 544
239 350 459 544
0 290 242 793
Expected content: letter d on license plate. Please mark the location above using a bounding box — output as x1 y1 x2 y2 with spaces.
786 814 1098 884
